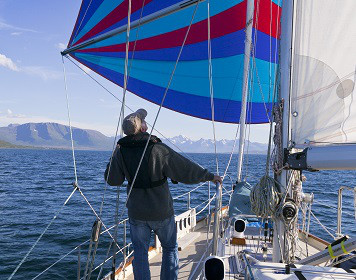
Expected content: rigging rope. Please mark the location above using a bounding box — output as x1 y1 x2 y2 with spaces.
55 1 291 276
96 241 113 280
30 219 128 279
94 245 133 280
95 4 148 256
61 4 204 272
243 0 262 181
8 188 77 280
100 115 123 218
116 0 202 225
110 1 132 276
7 57 82 280
75 185 122 251
207 0 219 176
31 234 90 280
71 0 94 47
221 125 240 183
28 182 224 279
243 52 256 180
310 211 336 239
111 185 121 278
66 57 124 278
62 56 79 184
127 0 146 81
119 0 132 136
64 55 202 167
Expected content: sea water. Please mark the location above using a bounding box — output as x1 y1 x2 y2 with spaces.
1 149 355 279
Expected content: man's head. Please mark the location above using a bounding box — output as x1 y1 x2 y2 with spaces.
122 108 148 136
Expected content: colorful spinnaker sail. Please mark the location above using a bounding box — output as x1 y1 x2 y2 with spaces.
66 0 281 123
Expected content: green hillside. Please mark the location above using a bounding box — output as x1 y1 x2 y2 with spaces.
0 140 33 149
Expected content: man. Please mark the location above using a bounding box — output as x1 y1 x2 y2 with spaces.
105 109 222 280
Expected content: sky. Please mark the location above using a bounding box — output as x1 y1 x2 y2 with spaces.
0 0 270 143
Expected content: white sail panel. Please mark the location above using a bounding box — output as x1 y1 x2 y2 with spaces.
290 0 356 146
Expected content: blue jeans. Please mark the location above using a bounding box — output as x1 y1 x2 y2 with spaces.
129 215 179 280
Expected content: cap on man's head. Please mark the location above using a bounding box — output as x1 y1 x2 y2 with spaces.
122 109 147 135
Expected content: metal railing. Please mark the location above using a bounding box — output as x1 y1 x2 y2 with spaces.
30 181 231 280
212 182 222 255
336 185 356 237
105 181 226 279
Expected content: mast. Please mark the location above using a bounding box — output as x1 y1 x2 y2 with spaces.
61 0 202 56
236 0 255 182
273 0 295 262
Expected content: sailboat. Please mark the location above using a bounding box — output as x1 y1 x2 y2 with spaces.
7 0 356 279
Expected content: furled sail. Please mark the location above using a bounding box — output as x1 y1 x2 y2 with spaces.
66 0 281 123
290 0 356 146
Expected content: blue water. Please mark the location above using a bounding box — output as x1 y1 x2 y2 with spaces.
1 149 355 279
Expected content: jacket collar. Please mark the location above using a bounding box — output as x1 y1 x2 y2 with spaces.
118 132 161 147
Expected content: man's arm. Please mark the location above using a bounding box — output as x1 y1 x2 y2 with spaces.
160 144 217 184
104 147 125 186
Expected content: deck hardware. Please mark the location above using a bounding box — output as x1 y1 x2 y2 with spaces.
122 220 127 278
262 245 268 261
285 149 309 170
282 200 297 222
91 220 102 242
187 192 191 209
233 218 246 238
204 256 225 280
269 223 274 242
264 222 268 242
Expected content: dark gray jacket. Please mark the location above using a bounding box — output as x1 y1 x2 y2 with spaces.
104 133 214 221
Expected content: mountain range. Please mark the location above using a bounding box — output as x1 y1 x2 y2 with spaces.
0 123 267 153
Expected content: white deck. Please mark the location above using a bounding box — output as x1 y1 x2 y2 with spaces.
126 224 213 280
250 262 356 279
119 219 343 280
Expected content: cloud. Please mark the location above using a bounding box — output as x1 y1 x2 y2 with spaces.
21 66 63 81
0 54 19 71
0 20 37 33
55 43 66 51
11 32 22 36
4 108 25 118
0 53 63 80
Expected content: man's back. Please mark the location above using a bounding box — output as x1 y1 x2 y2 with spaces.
105 132 214 221
104 109 221 280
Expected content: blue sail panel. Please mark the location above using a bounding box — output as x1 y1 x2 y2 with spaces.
66 0 281 123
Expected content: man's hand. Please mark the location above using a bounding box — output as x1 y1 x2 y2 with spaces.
211 175 222 184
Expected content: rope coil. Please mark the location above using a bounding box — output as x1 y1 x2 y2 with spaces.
250 175 280 218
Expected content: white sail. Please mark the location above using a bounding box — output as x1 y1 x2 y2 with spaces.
290 0 356 146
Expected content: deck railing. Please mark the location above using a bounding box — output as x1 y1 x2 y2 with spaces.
336 185 356 237
29 181 232 280
112 181 232 279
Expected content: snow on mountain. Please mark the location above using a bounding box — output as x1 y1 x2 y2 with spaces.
0 124 267 153
162 135 267 154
